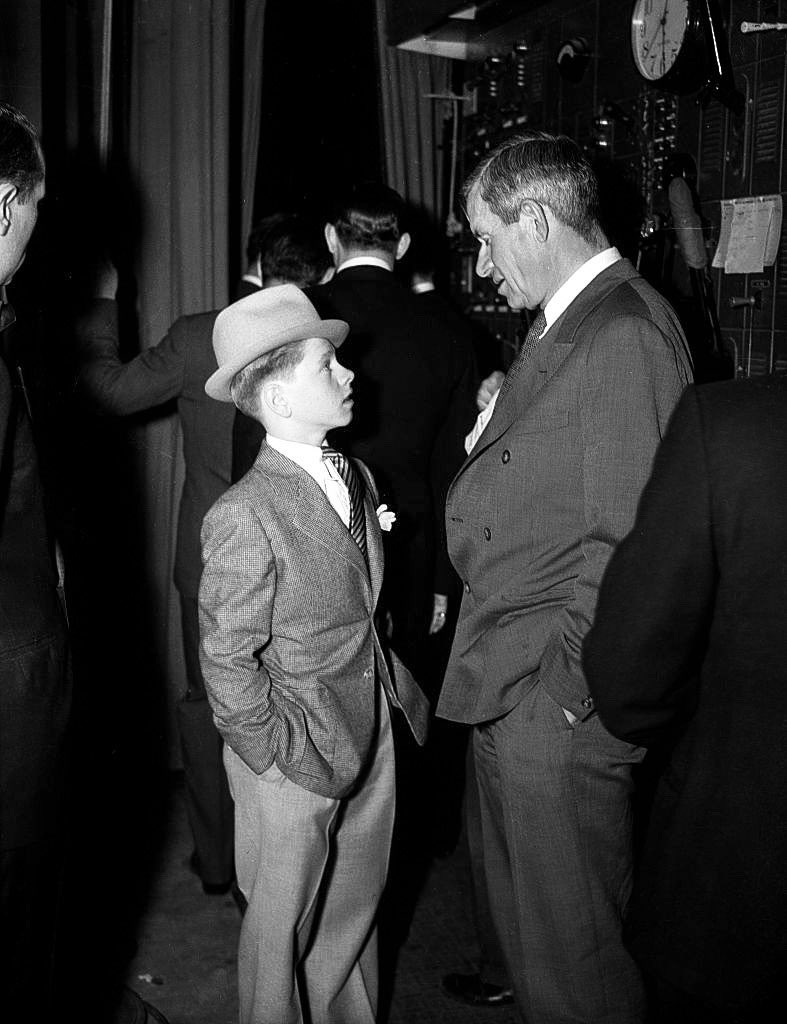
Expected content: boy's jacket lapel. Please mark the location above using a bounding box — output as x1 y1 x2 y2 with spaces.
257 443 380 594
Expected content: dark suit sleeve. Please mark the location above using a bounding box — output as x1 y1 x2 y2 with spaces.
231 410 265 482
75 298 185 413
582 386 714 745
539 313 691 717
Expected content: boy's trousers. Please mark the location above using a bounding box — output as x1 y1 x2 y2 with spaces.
224 687 395 1024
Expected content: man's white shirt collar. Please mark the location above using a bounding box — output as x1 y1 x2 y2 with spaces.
336 255 392 273
542 248 621 332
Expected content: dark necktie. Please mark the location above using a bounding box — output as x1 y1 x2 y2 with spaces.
321 446 368 562
498 309 547 400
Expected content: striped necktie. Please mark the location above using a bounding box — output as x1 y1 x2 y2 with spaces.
321 446 368 562
498 308 547 400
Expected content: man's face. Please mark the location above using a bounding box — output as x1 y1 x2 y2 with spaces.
282 337 354 440
466 186 541 311
0 180 45 287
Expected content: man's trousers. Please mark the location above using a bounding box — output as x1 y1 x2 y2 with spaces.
473 681 647 1024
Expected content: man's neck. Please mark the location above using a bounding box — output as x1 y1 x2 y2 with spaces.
542 230 608 307
335 248 394 273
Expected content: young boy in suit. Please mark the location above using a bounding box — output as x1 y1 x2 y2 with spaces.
198 284 428 1024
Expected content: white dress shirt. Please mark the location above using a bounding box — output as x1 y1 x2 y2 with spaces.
266 434 350 527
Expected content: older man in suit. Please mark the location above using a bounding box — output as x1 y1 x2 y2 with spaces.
75 214 331 894
584 377 787 1024
437 131 693 1024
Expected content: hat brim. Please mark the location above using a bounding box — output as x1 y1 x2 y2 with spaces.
205 318 349 402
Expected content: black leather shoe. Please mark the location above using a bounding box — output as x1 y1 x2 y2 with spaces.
443 972 515 1007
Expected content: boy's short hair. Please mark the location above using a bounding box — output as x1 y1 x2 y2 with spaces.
230 339 309 420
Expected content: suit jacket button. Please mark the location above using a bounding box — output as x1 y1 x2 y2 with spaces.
464 581 471 594
501 449 511 463
483 527 491 540
581 696 594 710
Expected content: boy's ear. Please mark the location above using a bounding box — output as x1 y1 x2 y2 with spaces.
0 184 18 237
261 380 290 419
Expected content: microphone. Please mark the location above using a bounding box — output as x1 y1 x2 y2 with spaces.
668 177 707 269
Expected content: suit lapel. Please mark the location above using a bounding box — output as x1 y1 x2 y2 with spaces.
456 259 637 475
256 443 371 583
360 472 384 602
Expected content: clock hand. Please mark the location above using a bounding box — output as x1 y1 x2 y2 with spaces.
661 16 666 75
644 8 665 55
642 0 668 68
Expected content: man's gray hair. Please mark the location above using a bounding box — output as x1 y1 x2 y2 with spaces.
463 131 605 246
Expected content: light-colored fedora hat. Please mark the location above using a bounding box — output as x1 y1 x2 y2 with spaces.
205 283 349 402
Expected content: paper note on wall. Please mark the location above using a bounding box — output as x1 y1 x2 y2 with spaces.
712 195 783 274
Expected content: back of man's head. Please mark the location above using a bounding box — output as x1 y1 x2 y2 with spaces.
261 215 332 288
0 102 44 201
464 131 604 247
246 212 291 267
327 182 406 256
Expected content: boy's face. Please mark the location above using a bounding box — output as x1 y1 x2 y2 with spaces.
281 336 354 441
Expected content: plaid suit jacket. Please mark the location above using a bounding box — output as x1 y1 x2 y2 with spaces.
199 440 428 798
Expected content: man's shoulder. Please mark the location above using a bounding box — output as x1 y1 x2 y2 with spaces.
170 308 220 336
309 267 411 307
568 261 686 348
586 260 661 313
167 309 221 374
694 375 787 437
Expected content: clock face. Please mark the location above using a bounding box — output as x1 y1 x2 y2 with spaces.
631 0 691 82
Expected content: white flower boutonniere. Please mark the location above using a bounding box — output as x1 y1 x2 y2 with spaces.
376 504 396 532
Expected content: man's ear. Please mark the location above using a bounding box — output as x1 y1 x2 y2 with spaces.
519 198 549 244
394 231 411 261
0 184 18 237
324 223 339 260
318 266 335 285
261 380 290 419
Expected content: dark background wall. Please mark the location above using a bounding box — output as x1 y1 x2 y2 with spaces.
253 0 382 220
413 0 787 381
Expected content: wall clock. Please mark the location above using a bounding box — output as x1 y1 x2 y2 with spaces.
630 0 743 114
630 0 705 92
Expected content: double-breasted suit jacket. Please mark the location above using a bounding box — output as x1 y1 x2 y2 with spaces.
199 440 429 798
439 258 693 725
